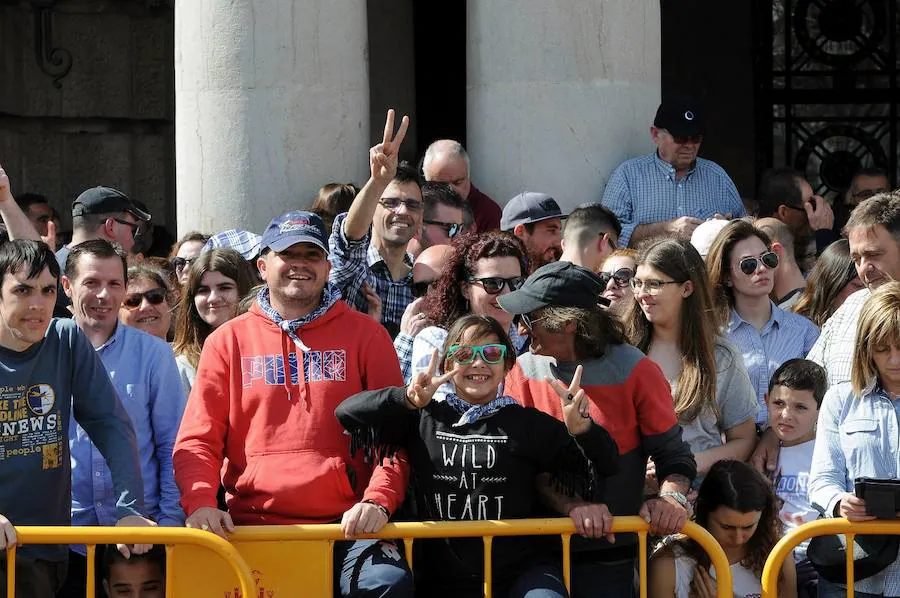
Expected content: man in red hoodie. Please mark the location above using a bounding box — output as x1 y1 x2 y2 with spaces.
174 210 412 597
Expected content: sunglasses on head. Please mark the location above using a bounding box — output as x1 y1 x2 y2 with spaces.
172 256 197 272
738 251 779 275
122 288 167 310
447 343 507 365
379 197 423 212
411 280 434 298
467 276 524 295
598 267 635 288
424 219 462 238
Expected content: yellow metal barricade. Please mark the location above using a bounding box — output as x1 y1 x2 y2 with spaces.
762 518 900 598
4 527 255 598
171 517 732 598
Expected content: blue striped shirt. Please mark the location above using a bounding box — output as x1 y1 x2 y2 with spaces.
601 152 745 247
809 381 900 596
328 212 415 334
726 303 820 423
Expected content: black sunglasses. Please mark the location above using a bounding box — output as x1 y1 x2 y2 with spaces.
112 218 141 239
738 251 779 276
172 256 197 272
467 276 524 295
122 288 167 310
379 197 423 212
598 267 635 288
411 280 434 298
423 219 462 238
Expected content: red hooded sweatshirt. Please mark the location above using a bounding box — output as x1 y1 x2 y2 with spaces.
174 300 409 524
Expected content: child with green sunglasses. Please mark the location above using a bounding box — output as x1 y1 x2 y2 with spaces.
337 314 620 598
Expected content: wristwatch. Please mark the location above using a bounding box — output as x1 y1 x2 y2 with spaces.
659 491 688 508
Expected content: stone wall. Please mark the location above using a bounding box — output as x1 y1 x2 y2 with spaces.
0 0 174 233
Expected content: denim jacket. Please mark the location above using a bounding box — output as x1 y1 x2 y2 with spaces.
809 381 900 594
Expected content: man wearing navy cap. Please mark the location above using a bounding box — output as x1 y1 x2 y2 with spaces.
174 210 412 598
601 99 745 247
501 191 566 272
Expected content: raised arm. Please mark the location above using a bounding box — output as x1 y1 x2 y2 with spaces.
0 162 42 243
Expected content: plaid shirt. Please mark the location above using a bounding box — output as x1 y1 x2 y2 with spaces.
807 288 870 386
328 213 414 334
601 152 745 247
727 303 820 424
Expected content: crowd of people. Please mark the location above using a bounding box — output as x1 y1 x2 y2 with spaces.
0 100 897 598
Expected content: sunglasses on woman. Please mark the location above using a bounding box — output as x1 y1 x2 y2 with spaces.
122 288 167 310
467 276 524 295
172 256 197 272
598 268 635 288
738 251 779 276
411 280 434 298
447 343 507 365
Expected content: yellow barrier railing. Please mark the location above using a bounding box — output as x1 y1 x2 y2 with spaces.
227 517 733 598
762 518 900 598
4 527 255 598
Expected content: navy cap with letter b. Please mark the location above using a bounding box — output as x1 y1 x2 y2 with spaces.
260 211 329 254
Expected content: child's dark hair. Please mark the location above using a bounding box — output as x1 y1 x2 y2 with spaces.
441 314 516 373
767 358 828 408
102 544 166 581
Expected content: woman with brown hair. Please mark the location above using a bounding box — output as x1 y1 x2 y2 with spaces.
626 238 757 485
171 248 255 394
310 182 358 234
792 239 864 327
119 263 176 341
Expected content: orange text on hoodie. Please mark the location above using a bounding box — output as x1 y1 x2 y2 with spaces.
174 300 409 524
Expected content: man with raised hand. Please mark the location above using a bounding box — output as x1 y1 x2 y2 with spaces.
329 110 421 339
0 235 149 598
175 210 412 598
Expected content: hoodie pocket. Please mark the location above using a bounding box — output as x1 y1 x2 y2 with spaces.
237 450 359 519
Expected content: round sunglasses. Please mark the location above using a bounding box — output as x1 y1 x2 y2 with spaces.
466 276 524 295
122 288 167 310
598 267 635 288
738 251 779 276
447 343 507 365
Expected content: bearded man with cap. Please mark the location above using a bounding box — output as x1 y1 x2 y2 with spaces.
174 210 413 598
601 98 745 248
501 191 566 273
499 261 696 598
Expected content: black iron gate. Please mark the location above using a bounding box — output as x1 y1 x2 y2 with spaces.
755 0 899 199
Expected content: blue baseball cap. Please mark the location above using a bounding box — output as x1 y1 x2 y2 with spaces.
261 211 329 254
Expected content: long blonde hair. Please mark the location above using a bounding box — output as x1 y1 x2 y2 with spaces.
851 281 900 395
625 238 718 422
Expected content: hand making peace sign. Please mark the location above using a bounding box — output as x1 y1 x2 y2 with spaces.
406 349 459 409
548 365 593 436
370 109 410 184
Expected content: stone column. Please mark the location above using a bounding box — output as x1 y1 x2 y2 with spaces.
466 0 661 212
175 0 370 235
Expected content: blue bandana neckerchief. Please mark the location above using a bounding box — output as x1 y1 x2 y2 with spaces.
256 283 341 351
444 392 519 427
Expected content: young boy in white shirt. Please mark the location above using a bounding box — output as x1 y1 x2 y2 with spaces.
766 358 827 598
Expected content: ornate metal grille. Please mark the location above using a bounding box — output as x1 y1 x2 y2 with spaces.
756 0 898 199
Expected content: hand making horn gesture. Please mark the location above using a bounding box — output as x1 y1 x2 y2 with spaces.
406 349 458 409
548 365 593 436
370 109 410 184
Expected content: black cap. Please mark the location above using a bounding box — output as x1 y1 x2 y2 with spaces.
498 261 606 314
500 192 566 232
653 99 703 138
71 187 151 221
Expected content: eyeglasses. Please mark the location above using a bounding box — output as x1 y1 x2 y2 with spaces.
424 219 462 238
379 197 423 212
447 343 507 365
411 280 434 298
738 251 779 275
852 188 887 200
112 218 140 239
630 278 685 295
598 268 635 289
467 276 525 295
172 256 197 272
122 288 167 310
518 312 547 331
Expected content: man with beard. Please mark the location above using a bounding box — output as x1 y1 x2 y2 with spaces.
174 210 413 598
602 99 746 247
501 192 566 273
329 110 421 338
756 167 836 264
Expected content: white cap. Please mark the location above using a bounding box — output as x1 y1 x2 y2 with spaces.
690 219 730 258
